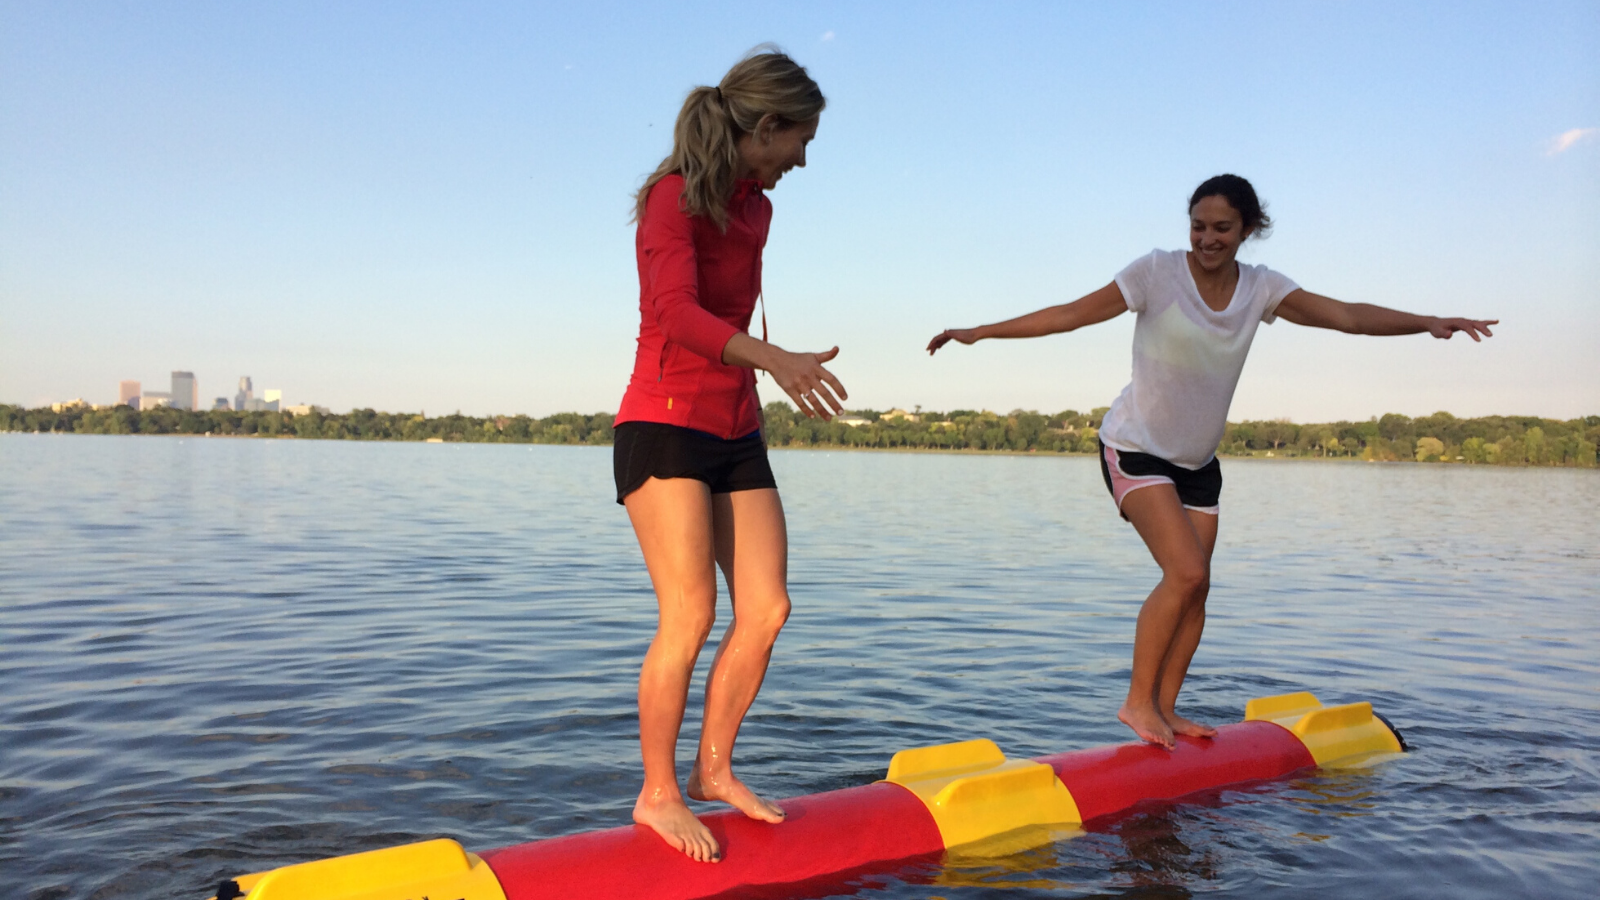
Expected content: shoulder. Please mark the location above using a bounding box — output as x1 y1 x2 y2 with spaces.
1239 260 1301 321
1114 249 1174 312
641 174 694 236
1240 260 1298 292
1152 248 1189 271
1124 248 1187 274
644 174 687 212
1116 248 1186 284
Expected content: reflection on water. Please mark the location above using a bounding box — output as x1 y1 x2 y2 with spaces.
2 435 1598 899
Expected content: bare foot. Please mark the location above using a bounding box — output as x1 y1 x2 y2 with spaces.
633 790 721 863
1165 712 1217 739
688 767 786 824
1118 703 1175 749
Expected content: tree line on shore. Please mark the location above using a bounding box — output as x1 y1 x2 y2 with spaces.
0 404 615 446
3 402 1595 468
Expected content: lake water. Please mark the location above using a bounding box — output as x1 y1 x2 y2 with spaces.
2 433 1597 899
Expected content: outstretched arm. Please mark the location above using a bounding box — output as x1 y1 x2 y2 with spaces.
927 281 1128 354
1276 289 1497 341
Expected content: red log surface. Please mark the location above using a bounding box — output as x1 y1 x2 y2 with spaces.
481 781 944 900
1037 720 1315 823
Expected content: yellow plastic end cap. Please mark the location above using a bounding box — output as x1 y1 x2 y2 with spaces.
218 838 507 900
1288 701 1404 766
886 738 1006 783
1244 691 1323 722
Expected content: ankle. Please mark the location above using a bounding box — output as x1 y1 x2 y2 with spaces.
637 783 685 808
694 762 735 783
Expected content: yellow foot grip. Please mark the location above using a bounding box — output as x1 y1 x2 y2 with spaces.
1245 691 1405 766
883 738 1081 848
211 838 507 900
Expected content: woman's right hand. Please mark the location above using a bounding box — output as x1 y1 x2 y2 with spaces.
767 346 847 420
926 328 979 355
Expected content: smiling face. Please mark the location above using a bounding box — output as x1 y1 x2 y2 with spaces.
738 116 819 190
1188 194 1252 273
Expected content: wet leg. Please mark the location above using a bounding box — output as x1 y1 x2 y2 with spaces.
687 488 789 824
1155 509 1219 738
625 477 722 862
1117 485 1211 749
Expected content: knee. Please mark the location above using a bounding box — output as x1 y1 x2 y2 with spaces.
1163 560 1209 601
689 610 718 645
740 595 791 642
659 598 718 649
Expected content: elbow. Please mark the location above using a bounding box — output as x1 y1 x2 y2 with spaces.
1051 307 1083 335
1329 307 1364 334
654 315 690 347
651 299 697 342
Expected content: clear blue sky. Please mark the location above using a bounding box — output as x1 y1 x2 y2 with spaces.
3 1 1596 420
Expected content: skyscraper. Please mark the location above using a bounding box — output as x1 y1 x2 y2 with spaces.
235 377 253 412
118 380 141 408
263 389 282 412
171 371 197 411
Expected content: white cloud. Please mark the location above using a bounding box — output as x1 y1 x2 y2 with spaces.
1547 127 1598 156
820 30 835 42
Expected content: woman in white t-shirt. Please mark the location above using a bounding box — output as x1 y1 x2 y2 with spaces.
927 174 1496 749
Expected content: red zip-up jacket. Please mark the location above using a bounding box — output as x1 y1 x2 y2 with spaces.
615 174 770 439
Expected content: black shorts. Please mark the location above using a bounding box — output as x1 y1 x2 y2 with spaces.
613 422 777 505
1099 440 1222 518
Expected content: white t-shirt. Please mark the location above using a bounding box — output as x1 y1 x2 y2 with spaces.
1098 249 1299 470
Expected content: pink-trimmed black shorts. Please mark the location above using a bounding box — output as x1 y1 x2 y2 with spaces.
1099 440 1221 518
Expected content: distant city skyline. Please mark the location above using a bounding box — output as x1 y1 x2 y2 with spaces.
2 3 1595 420
87 370 299 413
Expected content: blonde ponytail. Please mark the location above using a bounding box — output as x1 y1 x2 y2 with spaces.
634 49 825 231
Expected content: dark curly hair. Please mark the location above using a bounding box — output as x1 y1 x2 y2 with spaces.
1189 174 1272 239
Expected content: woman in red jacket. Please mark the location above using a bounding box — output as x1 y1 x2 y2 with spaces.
614 51 845 864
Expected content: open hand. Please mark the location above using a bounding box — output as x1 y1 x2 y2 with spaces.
768 347 847 420
926 328 979 355
1427 317 1498 341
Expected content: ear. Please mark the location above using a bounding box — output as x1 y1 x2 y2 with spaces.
756 113 780 143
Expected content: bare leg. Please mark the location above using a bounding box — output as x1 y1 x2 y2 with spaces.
1155 509 1219 738
1116 485 1211 749
687 488 789 824
624 477 721 863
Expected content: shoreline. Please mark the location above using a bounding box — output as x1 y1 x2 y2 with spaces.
7 430 1591 469
7 403 1595 468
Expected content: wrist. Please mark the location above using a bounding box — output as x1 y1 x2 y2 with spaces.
751 340 787 373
